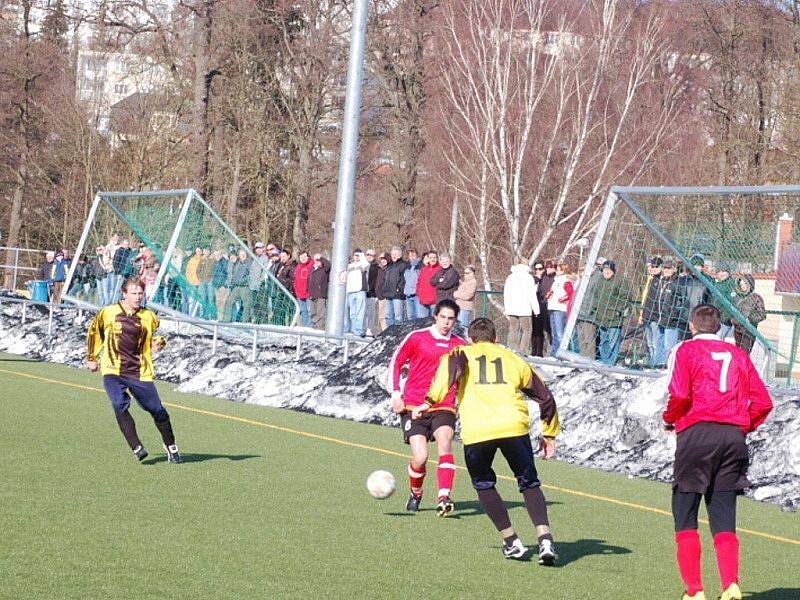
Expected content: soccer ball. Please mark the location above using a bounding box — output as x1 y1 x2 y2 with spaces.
366 470 396 499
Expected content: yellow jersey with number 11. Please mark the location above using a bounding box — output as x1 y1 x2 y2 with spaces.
426 341 559 445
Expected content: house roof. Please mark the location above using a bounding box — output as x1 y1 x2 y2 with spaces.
775 243 800 295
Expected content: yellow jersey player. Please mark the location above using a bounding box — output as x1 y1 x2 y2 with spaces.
87 276 181 463
416 317 559 563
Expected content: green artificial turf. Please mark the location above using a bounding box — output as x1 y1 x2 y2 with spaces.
1 353 798 599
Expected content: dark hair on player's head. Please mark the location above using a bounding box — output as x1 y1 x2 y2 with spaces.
691 304 721 334
121 276 145 293
468 318 496 342
434 298 460 318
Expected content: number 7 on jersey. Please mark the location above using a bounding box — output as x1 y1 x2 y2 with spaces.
711 351 732 393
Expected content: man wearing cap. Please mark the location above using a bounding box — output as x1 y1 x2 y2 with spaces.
657 258 685 365
640 256 663 367
680 254 711 340
590 260 632 365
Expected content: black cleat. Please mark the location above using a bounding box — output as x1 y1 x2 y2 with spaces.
405 493 422 512
164 444 182 464
133 446 148 462
436 496 455 517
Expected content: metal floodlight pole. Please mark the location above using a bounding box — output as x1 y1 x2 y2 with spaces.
326 0 369 337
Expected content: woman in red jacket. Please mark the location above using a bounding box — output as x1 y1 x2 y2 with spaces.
416 250 440 317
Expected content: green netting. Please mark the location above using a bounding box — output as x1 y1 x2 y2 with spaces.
63 190 298 328
562 188 800 387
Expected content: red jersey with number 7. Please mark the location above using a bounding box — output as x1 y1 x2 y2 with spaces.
663 333 773 434
389 326 466 412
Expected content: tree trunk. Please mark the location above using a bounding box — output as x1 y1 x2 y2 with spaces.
227 146 241 230
292 141 312 253
4 167 25 289
192 1 214 199
448 195 458 257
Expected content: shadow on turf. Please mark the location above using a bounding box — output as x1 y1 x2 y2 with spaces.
383 499 562 519
744 590 800 599
492 538 632 566
141 453 261 465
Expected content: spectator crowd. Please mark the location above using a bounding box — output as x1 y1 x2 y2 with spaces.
34 235 766 368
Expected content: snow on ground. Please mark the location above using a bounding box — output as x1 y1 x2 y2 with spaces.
1 295 798 511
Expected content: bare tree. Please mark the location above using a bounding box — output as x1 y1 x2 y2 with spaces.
369 0 434 245
434 0 684 285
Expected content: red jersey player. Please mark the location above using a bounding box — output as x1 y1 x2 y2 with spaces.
663 304 772 600
389 298 466 515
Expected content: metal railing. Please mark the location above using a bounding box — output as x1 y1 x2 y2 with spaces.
1 246 47 290
0 294 370 364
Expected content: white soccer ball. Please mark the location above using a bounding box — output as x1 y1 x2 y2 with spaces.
366 470 396 499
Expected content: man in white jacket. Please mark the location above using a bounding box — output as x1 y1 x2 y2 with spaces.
503 263 540 354
341 249 369 336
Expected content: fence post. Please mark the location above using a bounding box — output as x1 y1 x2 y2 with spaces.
295 335 302 361
21 300 27 323
251 330 258 362
342 338 350 364
788 314 800 386
212 324 218 355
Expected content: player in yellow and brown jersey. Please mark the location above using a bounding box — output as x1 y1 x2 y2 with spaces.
87 276 181 463
417 317 559 564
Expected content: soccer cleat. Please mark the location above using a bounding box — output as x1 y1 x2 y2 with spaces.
502 538 529 560
405 493 422 512
133 445 148 462
680 592 706 600
718 583 742 600
164 444 182 464
436 496 455 517
537 539 557 566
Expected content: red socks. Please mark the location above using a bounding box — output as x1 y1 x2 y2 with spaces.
713 532 739 590
675 529 703 595
408 463 425 497
436 454 456 500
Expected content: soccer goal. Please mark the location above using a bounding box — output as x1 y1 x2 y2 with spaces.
559 185 800 388
62 189 299 328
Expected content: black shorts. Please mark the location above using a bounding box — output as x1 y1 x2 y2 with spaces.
674 422 750 494
464 434 540 492
400 410 456 444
